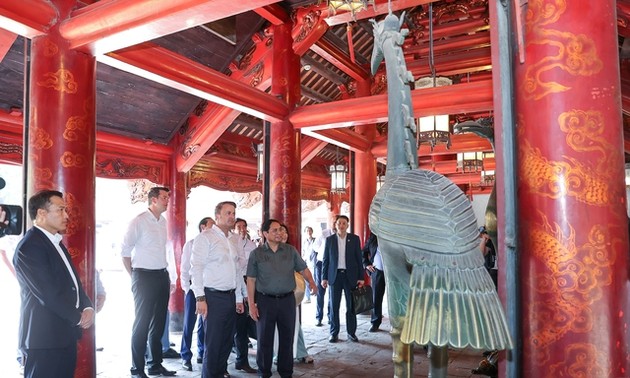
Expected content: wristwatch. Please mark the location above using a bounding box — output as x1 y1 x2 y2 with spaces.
196 296 206 302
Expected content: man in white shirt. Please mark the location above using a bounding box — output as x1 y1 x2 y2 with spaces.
191 201 244 378
121 186 175 378
180 217 214 371
233 218 258 373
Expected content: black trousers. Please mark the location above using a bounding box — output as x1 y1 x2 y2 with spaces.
130 269 170 373
202 289 236 378
181 289 205 362
234 301 257 366
329 270 356 337
255 293 296 378
24 344 76 378
370 268 386 327
314 261 328 322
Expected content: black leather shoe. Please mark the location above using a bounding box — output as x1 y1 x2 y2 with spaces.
223 372 231 378
348 334 359 342
368 325 379 332
197 357 203 364
182 360 192 371
235 364 257 373
162 348 180 359
131 372 149 378
147 364 177 376
329 335 338 343
315 321 323 327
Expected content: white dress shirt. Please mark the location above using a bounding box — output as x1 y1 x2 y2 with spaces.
190 225 243 302
235 236 257 299
37 226 79 308
180 238 194 293
120 210 168 270
336 234 347 269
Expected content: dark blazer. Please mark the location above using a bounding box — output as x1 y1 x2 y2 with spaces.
13 227 92 350
361 234 379 269
322 232 363 286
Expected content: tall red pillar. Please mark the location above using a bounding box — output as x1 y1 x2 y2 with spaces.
268 22 301 246
26 1 97 376
167 161 186 330
352 80 377 244
514 1 630 376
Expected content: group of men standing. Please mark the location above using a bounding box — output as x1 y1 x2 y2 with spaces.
12 186 381 378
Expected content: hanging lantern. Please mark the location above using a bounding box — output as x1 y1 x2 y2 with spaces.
328 0 374 17
252 143 263 182
416 76 453 150
329 163 347 194
457 151 484 173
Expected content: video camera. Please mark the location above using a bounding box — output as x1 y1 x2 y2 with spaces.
0 176 23 237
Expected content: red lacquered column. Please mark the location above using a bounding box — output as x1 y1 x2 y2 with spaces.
514 1 630 376
27 1 96 376
167 163 186 327
268 21 302 246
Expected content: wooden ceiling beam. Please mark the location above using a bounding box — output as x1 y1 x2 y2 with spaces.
301 136 328 168
100 43 289 122
59 0 283 55
303 127 371 153
408 47 492 77
301 85 333 103
301 54 347 86
406 33 491 56
311 37 370 81
255 4 289 26
291 80 493 129
0 29 17 62
0 0 55 38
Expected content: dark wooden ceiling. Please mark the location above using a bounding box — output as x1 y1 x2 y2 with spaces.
0 0 629 192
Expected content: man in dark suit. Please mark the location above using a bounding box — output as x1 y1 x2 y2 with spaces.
322 215 364 343
362 233 385 332
13 190 94 378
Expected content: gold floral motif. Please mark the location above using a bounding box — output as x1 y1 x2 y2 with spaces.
548 344 609 377
60 151 88 168
32 167 54 191
64 192 82 238
528 215 615 364
64 114 89 141
520 140 612 205
523 0 602 100
558 110 621 171
294 10 320 43
37 68 79 94
30 126 54 150
42 39 59 57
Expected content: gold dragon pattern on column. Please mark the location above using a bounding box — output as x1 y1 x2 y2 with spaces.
517 0 627 375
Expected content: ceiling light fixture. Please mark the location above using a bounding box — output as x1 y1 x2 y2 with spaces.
328 0 374 18
329 146 347 194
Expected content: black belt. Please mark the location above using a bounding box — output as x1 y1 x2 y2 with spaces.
337 269 346 273
259 291 292 299
205 287 235 294
132 268 167 273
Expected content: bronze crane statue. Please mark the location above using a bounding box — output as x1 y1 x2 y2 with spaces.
368 11 512 378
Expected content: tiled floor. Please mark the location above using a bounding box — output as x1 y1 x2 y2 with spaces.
91 271 488 378
0 269 489 377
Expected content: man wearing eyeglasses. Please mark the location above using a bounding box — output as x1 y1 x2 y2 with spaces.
121 186 176 378
246 219 317 378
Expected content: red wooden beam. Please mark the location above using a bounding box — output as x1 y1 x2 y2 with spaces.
255 4 289 26
311 37 370 81
372 133 492 159
290 80 493 130
0 29 17 62
408 47 492 77
0 110 173 159
100 43 288 122
301 136 328 169
60 0 283 55
0 0 55 38
303 127 371 153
